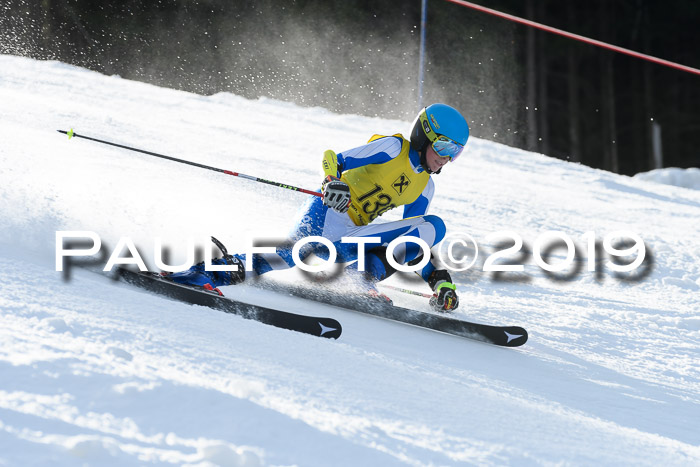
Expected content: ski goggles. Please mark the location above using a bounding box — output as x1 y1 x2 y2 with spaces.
431 135 464 161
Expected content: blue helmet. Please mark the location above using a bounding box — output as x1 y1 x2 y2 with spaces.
410 103 469 162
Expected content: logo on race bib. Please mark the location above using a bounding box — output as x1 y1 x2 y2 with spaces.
392 173 411 195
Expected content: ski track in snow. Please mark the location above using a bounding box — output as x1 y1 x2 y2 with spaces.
0 55 699 466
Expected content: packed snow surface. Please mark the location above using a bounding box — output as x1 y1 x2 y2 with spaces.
0 55 699 466
634 167 700 191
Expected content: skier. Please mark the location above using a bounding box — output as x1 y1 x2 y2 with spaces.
167 103 469 312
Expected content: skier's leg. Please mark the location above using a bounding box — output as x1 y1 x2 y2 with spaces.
248 194 354 275
167 254 245 288
167 195 326 287
341 214 446 282
169 193 356 288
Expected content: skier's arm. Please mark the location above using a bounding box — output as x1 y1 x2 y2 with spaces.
402 178 435 219
321 137 402 212
403 180 458 311
322 150 341 178
427 269 459 312
333 136 403 173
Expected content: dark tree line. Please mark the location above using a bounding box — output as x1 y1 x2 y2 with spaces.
517 0 700 174
1 0 698 174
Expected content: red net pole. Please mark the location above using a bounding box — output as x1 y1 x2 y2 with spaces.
445 0 700 77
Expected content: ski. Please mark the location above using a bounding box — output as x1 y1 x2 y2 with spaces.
116 268 342 339
256 282 527 347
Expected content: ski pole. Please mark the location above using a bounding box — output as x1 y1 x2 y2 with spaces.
57 129 322 197
380 284 433 299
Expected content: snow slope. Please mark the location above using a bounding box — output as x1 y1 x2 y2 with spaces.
0 55 699 466
634 167 700 191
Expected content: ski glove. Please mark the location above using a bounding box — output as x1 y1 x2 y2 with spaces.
428 269 459 312
322 175 351 213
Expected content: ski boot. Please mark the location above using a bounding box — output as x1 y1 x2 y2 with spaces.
367 285 393 305
361 273 393 305
165 254 245 295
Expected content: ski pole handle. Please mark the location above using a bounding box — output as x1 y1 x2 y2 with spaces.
58 129 322 197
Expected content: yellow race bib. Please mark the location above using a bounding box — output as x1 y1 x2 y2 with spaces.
341 134 430 226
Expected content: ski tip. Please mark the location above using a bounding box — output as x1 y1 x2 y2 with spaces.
318 319 342 339
502 327 528 347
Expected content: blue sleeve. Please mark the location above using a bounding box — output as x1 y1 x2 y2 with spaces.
403 178 435 219
337 137 403 172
